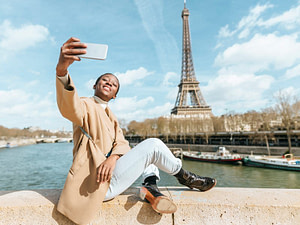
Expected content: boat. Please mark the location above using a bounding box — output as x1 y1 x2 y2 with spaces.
0 142 17 149
182 146 242 165
55 138 69 143
242 154 300 171
170 148 183 159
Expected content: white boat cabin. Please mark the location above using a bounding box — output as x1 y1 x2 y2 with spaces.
216 147 231 156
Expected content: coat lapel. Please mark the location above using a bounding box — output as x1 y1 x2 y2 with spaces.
92 98 115 140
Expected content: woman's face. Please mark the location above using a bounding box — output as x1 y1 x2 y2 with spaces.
93 74 119 102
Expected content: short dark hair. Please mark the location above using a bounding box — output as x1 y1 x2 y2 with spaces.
95 73 120 95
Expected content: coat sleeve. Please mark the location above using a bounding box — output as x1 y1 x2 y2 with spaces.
110 119 131 156
56 73 85 126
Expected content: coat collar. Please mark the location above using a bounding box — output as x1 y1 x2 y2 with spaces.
93 96 108 109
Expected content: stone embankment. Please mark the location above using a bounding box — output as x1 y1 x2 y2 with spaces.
1 138 300 157
0 137 72 148
167 144 300 156
0 138 36 148
0 187 299 225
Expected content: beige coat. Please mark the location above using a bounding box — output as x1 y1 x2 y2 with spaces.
56 74 130 225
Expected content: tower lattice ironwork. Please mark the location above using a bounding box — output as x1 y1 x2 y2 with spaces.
171 1 212 117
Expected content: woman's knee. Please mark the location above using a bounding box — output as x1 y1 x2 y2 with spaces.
133 138 167 156
142 138 164 147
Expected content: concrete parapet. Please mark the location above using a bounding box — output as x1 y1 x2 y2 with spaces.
0 187 299 225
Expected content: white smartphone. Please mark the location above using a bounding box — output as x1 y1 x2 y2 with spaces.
76 43 108 60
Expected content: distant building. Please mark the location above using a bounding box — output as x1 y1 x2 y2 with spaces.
28 126 41 132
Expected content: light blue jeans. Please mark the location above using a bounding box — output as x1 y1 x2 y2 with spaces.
104 138 182 201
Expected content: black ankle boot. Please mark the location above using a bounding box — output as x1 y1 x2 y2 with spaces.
140 177 177 213
175 169 217 192
141 176 164 202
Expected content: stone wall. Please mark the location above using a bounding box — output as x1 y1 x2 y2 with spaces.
1 187 299 225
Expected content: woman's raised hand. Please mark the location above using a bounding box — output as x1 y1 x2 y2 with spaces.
56 37 87 76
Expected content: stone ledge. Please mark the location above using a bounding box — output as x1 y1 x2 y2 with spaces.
0 187 300 225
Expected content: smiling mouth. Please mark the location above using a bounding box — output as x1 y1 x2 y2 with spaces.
103 86 111 92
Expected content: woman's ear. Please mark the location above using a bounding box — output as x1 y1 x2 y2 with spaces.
93 84 96 90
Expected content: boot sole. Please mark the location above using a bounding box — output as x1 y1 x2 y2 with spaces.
140 186 177 214
188 179 217 192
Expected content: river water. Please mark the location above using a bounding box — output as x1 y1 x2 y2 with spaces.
0 142 299 191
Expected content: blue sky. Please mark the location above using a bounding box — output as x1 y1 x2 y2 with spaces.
0 0 300 131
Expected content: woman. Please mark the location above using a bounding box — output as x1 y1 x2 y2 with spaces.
56 37 216 225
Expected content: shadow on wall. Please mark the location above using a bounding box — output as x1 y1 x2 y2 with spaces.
0 188 166 225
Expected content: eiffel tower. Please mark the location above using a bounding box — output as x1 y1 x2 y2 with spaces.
171 1 213 118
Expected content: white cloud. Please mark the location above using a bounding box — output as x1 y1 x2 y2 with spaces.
237 3 273 39
258 4 300 29
218 24 236 38
110 96 153 121
204 73 274 101
146 102 173 117
238 3 273 29
284 64 300 79
215 33 300 73
109 96 173 122
274 86 300 98
0 89 64 129
203 72 274 115
0 20 50 52
115 67 154 86
218 3 300 40
0 89 55 117
0 89 30 105
218 3 273 39
162 71 178 86
110 96 154 112
213 3 300 115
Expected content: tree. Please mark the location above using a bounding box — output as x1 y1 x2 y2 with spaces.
259 108 277 155
274 91 299 154
292 98 300 129
157 117 169 141
127 120 140 135
212 116 225 132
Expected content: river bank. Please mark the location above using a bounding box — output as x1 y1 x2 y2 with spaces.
0 138 37 148
1 137 300 157
166 143 300 156
0 137 72 149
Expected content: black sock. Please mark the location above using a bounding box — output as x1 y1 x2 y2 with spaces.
174 168 185 178
143 175 158 185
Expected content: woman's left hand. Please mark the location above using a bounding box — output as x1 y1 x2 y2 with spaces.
96 155 120 183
